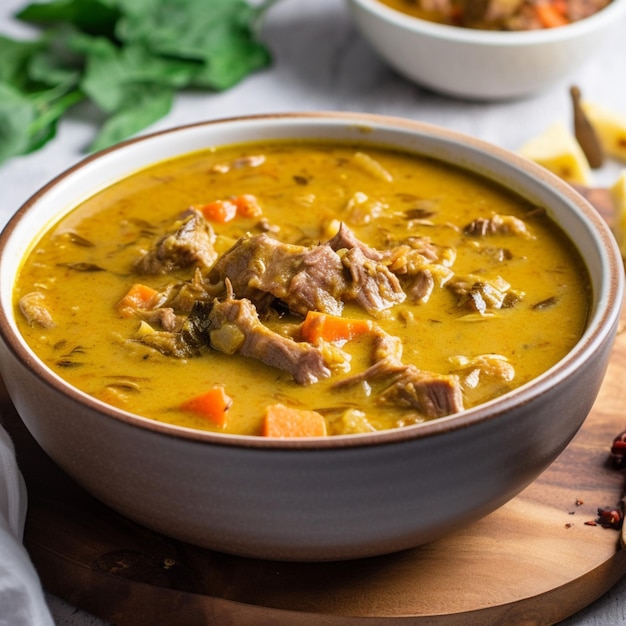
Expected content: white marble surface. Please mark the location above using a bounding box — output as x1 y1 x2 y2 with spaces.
1 0 626 623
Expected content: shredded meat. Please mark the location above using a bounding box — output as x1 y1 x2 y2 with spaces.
378 366 464 418
383 241 454 304
210 233 346 316
137 307 181 332
206 292 336 385
134 209 217 274
327 223 384 261
19 292 54 328
340 246 406 314
450 353 515 389
405 270 435 303
164 267 216 314
463 214 531 238
141 285 342 385
447 274 524 313
210 225 406 317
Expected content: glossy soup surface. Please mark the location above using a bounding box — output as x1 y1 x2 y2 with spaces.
15 141 590 436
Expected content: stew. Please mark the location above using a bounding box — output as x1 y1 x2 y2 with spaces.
15 141 591 436
377 0 611 30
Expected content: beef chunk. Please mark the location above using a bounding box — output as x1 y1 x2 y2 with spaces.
134 209 217 274
326 222 384 261
141 288 339 385
205 291 335 385
19 292 54 328
383 241 454 304
378 366 464 418
405 270 435 303
463 214 531 238
340 247 406 314
210 225 406 317
138 307 181 332
447 274 524 313
210 233 346 316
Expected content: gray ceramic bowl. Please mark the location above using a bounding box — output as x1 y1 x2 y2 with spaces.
347 0 626 100
0 113 623 561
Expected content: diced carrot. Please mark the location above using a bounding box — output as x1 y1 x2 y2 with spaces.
117 283 158 317
534 1 569 28
197 194 262 223
232 194 263 217
199 199 238 223
262 403 327 438
300 310 372 344
180 386 233 427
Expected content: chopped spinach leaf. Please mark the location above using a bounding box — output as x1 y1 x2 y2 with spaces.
0 0 278 166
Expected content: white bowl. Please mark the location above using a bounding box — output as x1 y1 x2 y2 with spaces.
347 0 626 99
0 112 623 561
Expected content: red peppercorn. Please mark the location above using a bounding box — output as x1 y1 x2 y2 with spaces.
596 506 624 530
610 430 626 468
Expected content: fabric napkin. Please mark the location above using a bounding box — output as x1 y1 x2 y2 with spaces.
0 426 54 626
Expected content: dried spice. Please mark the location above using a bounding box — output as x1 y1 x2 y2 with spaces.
610 429 626 468
585 428 626 529
570 85 605 169
595 506 624 530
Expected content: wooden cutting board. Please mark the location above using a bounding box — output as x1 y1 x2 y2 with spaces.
1 194 625 626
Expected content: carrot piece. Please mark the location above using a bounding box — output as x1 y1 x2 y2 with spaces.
262 403 327 438
232 194 263 217
117 283 158 317
300 310 372 344
180 386 232 427
199 199 238 223
534 1 569 28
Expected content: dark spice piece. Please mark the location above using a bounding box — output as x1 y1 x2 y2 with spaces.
610 429 626 468
570 85 604 169
532 296 558 310
57 262 106 272
595 506 624 530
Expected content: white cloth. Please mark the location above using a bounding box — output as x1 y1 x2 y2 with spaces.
0 426 54 626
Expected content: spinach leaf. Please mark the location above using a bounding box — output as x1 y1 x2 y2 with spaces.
0 78 83 162
0 84 37 162
71 34 200 112
16 0 120 38
0 35 45 87
26 86 84 153
0 0 278 166
116 0 273 90
89 83 174 152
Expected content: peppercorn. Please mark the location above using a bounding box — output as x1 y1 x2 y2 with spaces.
595 506 624 530
610 429 626 468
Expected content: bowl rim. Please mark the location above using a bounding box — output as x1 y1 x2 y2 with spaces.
0 111 623 451
348 0 626 45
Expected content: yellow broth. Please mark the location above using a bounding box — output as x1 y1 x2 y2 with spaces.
14 141 590 436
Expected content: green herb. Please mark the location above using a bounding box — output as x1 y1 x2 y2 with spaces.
0 0 277 165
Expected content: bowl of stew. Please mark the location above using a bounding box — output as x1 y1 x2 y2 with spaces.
0 112 622 561
347 0 626 99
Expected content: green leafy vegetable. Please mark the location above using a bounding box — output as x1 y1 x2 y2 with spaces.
0 0 276 166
